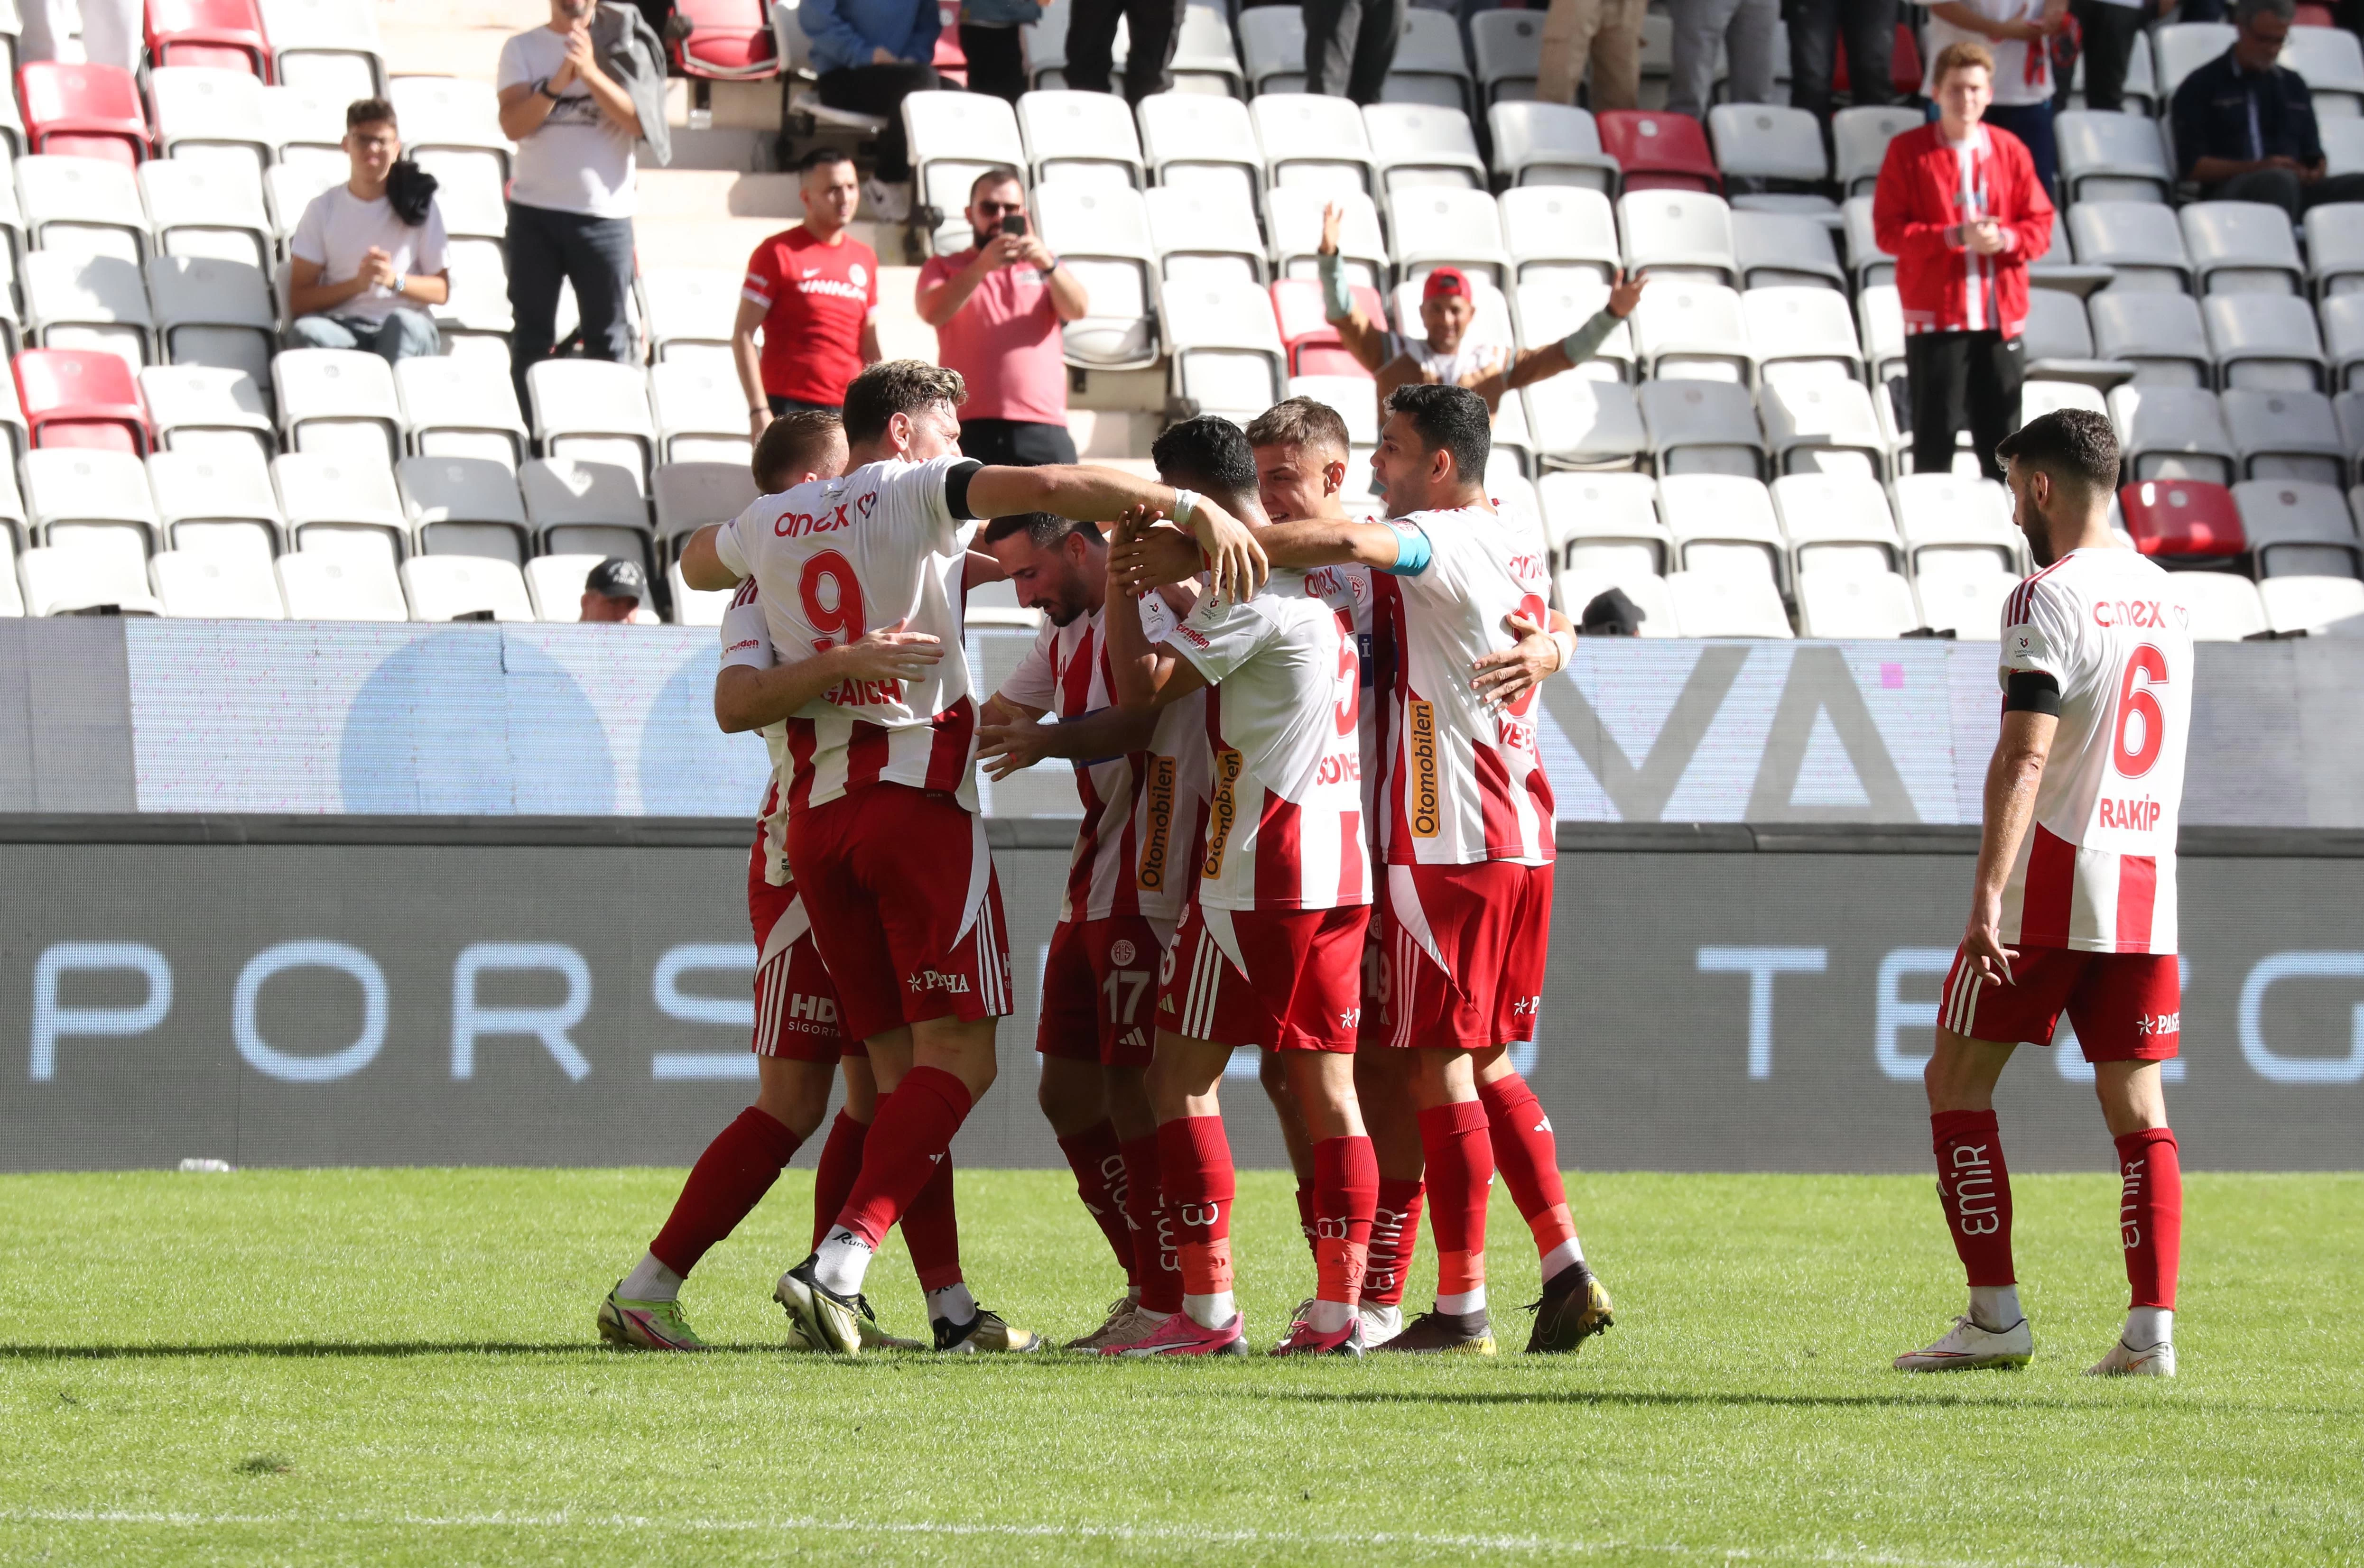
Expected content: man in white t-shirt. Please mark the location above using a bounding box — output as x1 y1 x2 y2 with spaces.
286 99 450 364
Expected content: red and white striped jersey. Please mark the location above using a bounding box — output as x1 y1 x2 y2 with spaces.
714 453 983 814
719 579 794 885
1379 505 1556 866
1165 566 1371 913
998 593 1209 925
1997 546 2193 954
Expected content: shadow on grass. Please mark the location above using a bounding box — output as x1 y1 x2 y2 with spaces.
1255 1386 2123 1413
0 1343 741 1360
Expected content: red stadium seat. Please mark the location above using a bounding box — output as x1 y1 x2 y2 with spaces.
670 0 779 79
932 25 966 86
1833 24 1923 100
2296 3 2336 25
2120 480 2246 559
19 63 155 167
1271 278 1386 378
1595 110 1719 195
145 0 273 77
15 349 155 454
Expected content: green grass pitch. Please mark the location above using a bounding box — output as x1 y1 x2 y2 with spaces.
1 1167 2357 1566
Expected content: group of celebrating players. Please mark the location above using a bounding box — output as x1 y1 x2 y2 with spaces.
595 362 2193 1376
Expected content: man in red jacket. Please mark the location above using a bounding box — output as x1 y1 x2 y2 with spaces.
1873 41 2054 482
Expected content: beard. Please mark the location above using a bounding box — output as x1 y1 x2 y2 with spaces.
2017 497 2060 568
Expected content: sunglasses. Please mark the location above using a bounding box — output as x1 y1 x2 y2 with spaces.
974 199 1024 216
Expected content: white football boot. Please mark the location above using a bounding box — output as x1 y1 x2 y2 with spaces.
2087 1338 2176 1377
1894 1314 2033 1371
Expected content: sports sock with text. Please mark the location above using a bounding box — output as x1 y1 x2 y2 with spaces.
1310 1134 1378 1330
1119 1133 1177 1314
1931 1108 2016 1308
1156 1115 1237 1329
1057 1120 1136 1282
1417 1100 1494 1314
830 1066 974 1263
900 1143 964 1294
1362 1177 1425 1308
1477 1073 1583 1277
2113 1126 2181 1320
648 1106 802 1283
809 1109 868 1252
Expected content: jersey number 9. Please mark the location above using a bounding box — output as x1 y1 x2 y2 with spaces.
801 549 866 653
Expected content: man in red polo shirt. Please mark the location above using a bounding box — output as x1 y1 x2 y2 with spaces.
734 148 883 437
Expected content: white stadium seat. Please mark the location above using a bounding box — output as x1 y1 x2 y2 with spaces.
1169 3 1246 96
1136 91 1263 208
1524 373 1646 470
1665 569 1792 637
2222 387 2346 485
259 80 347 167
519 456 651 563
2180 201 2304 295
148 66 271 177
1771 471 1902 578
1540 470 1671 575
2304 205 2364 298
2326 294 2364 390
1707 103 1829 192
2284 22 2364 114
1797 568 1921 637
903 90 1028 257
2066 22 2160 112
1237 4 1307 95
18 154 149 262
1469 9 1544 106
2068 201 2193 294
1387 187 1511 284
2055 109 2174 203
1499 185 1620 285
142 363 274 457
2089 291 2212 387
147 255 276 388
2206 294 2328 391
1363 102 1487 192
1913 552 2019 637
1732 210 1845 291
1385 8 1473 112
22 251 152 375
148 444 284 564
275 549 407 621
1842 195 1890 291
271 448 407 566
1761 378 1886 479
2233 479 2364 578
1659 472 1785 585
2177 570 2270 641
273 347 405 463
1035 181 1160 368
1265 186 1386 286
396 356 531 468
413 146 508 241
640 269 741 364
1638 378 1761 477
2261 572 2364 632
1617 190 1737 286
149 548 286 618
398 454 530 563
2107 385 2237 483
260 0 389 100
648 360 754 467
1514 275 1636 378
1630 280 1752 382
1145 184 1266 286
1159 276 1286 422
1487 101 1619 193
525 553 629 621
1558 566 1680 635
25 447 159 542
2019 378 2110 426
400 553 534 622
1022 0 1126 90
525 359 658 478
1251 93 1380 198
1892 472 2022 574
18 543 162 615
654 461 760 548
1744 286 1863 385
0 531 27 616
139 158 271 269
1019 89 1147 190
386 76 512 172
2022 289 2136 392
1832 105 1920 195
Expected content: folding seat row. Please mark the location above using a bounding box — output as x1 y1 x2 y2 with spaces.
6 249 274 394
2099 384 2364 489
2112 472 2364 581
1235 5 1473 111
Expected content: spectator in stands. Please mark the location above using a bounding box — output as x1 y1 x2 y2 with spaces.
734 149 882 436
581 558 647 621
2171 0 2364 217
2063 0 2165 115
1305 0 1403 105
1873 41 2054 482
1537 0 1646 111
915 169 1089 466
1668 0 1779 119
1064 0 1184 102
1788 0 1898 125
286 100 452 365
1923 0 2066 197
961 0 1041 105
18 0 139 70
497 0 669 411
801 0 942 222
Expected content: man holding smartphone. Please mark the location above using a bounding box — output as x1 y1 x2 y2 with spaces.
914 169 1091 467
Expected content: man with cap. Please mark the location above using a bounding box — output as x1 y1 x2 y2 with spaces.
1315 203 1648 418
582 557 647 622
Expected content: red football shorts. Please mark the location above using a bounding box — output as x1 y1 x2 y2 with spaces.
1356 930 1391 1051
1038 914 1174 1069
1377 860 1552 1050
746 836 857 1062
1939 944 2182 1061
1156 902 1370 1052
785 783 1015 1044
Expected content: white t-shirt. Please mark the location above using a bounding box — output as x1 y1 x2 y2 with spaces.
1996 546 2194 954
290 185 450 323
497 25 638 219
1922 0 2053 106
1381 333 1509 387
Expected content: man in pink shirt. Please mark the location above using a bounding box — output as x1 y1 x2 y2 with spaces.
915 169 1090 466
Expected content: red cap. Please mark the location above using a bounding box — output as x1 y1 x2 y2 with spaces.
1421 266 1473 302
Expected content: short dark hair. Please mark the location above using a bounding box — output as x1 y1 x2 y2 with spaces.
1383 383 1491 486
1994 408 2121 496
842 360 966 446
752 408 844 492
970 166 1023 204
1245 397 1352 461
1150 415 1259 503
798 146 855 176
346 97 397 131
981 512 1101 548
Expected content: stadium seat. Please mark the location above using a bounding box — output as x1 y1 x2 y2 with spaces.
1761 378 1886 479
1832 105 1919 197
1732 210 1844 291
146 0 271 75
20 63 152 166
400 553 533 622
524 552 648 621
272 346 403 463
902 90 1027 256
639 269 739 364
1522 368 1643 470
1797 566 1920 637
24 446 159 553
141 362 271 456
1513 274 1636 378
2283 20 2364 113
1145 184 1266 286
1911 552 2017 637
647 360 753 466
1596 111 1719 195
1743 286 1863 386
271 449 406 563
1499 186 1620 286
1136 92 1262 209
2304 204 2364 299
263 158 338 252
2221 388 2345 484
1035 181 1159 368
16 346 152 451
1168 3 1245 97
525 359 657 478
1539 470 1670 574
1020 0 1120 90
2022 289 2135 392
519 456 651 564
2180 201 2304 295
1265 186 1386 287
2107 385 2237 483
1558 564 1679 634
17 543 162 614
1364 102 1486 193
669 0 779 79
2176 569 2270 640
2064 23 2159 113
1486 102 1619 194
2260 572 2364 631
2323 293 2364 390
385 77 510 176
2232 478 2364 577
1706 104 1830 209
2029 208 2117 300
0 528 28 612
653 459 759 549
1891 471 2020 573
2205 294 2327 391
147 66 270 177
431 237 516 353
1629 280 1752 382
147 443 283 563
258 81 346 171
1659 471 1785 585
1638 378 1761 476
147 254 274 387
22 252 152 376
139 157 270 268
1387 187 1511 284
274 548 406 621
2089 291 2212 387
1469 8 1543 105
398 453 530 563
670 557 732 626
2055 110 2172 203
1251 94 1379 199
395 356 529 468
1159 276 1285 424
1236 3 1305 94
2325 115 2364 175
411 147 506 241
2119 477 2246 559
1664 568 1791 636
1020 90 1146 190
150 549 286 617
1616 190 1736 286
1270 276 1382 377
18 153 150 262
1385 8 1473 113
1770 470 1902 578
2068 202 2193 294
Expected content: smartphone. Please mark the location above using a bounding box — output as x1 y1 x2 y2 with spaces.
1000 212 1029 238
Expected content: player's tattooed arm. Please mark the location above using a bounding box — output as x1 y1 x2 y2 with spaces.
1963 708 2061 986
977 704 1158 780
712 621 946 732
1470 607 1576 711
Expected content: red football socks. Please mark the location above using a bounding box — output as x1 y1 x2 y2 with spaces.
2114 1126 2182 1310
1311 1135 1378 1308
1119 1133 1175 1311
1417 1099 1494 1303
900 1140 964 1292
1362 1177 1425 1308
1057 1119 1136 1282
1478 1073 1580 1268
1931 1108 2015 1287
1294 1184 1318 1262
1157 1115 1236 1301
809 1108 867 1252
650 1106 802 1277
834 1066 973 1250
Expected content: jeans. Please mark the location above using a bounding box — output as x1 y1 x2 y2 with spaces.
1982 100 2058 204
505 200 637 415
1303 0 1405 104
286 307 441 364
816 61 938 181
1668 0 1779 120
2202 166 2364 221
1787 0 1896 123
2067 0 2146 112
1537 0 1647 109
1906 330 2024 482
957 417 1076 466
1064 0 1187 101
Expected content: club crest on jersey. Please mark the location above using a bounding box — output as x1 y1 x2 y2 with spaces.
1137 756 1177 891
1408 700 1441 838
1110 939 1138 967
1202 748 1245 879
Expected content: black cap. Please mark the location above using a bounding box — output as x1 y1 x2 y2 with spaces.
585 557 646 600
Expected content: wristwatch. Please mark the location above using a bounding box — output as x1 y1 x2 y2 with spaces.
1036 254 1059 277
536 77 561 100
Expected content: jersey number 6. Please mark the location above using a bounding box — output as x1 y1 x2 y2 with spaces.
800 549 866 653
2113 644 2167 779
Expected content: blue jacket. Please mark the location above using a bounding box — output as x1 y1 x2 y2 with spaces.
2170 47 2323 176
800 0 939 73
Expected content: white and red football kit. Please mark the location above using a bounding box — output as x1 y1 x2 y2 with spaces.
1941 545 2194 1061
719 581 855 1063
1003 592 1210 1069
1156 566 1372 1052
1368 506 1557 1051
714 454 1012 1042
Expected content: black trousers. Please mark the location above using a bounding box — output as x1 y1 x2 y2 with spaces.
1787 0 1895 122
2064 0 2145 111
958 417 1077 466
1064 0 1187 101
1906 329 2023 482
816 61 938 180
2203 166 2364 221
960 23 1027 103
768 395 842 415
505 200 637 415
1304 0 1404 104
